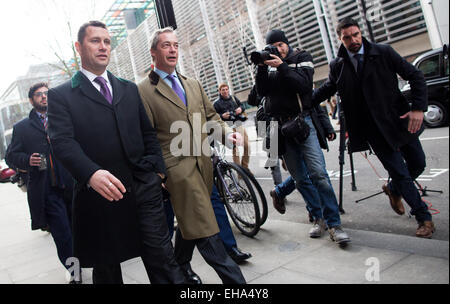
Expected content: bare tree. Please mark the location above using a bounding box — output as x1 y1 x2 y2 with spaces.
209 1 258 93
180 30 203 81
26 0 102 77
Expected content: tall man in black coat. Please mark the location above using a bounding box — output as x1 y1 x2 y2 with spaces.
47 21 185 284
313 18 434 238
6 82 76 282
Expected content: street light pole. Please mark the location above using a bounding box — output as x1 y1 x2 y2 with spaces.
360 0 376 42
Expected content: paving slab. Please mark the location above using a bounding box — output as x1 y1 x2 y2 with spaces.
0 182 448 284
374 254 449 284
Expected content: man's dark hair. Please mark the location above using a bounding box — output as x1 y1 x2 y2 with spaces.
28 82 48 99
336 17 360 37
77 20 107 44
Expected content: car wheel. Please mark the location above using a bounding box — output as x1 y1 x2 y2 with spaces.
424 100 448 128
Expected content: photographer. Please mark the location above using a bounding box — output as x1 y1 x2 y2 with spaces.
214 83 251 172
255 29 350 246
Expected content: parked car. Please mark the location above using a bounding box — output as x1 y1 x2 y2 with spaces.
0 161 16 183
402 44 449 128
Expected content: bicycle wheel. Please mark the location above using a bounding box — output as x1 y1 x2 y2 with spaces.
217 162 261 237
241 167 268 226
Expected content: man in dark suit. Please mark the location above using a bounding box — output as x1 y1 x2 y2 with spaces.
313 18 434 238
47 21 185 284
6 82 77 283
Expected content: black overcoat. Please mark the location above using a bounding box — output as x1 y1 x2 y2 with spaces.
313 38 427 152
47 71 166 267
6 110 73 230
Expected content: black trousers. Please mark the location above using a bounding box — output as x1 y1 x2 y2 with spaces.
175 229 246 284
92 264 123 284
363 116 431 223
134 171 186 284
92 172 186 284
45 187 73 275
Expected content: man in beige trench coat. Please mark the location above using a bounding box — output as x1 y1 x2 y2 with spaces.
137 27 246 284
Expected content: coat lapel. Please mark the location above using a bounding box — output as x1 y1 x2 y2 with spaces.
178 74 195 113
29 110 46 134
108 72 125 106
150 70 186 110
337 45 359 82
72 71 113 109
361 38 380 82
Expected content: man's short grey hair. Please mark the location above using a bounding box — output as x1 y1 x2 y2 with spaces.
150 27 175 50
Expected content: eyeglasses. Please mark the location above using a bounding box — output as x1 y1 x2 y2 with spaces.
34 91 48 97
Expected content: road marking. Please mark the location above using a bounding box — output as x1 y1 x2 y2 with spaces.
420 136 449 141
328 170 358 180
378 168 448 181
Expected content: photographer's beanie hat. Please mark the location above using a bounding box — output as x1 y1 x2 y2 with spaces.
266 29 289 45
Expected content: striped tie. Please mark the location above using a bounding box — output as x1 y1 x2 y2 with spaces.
40 114 48 130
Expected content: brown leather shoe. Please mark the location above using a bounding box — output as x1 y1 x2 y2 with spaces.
270 190 286 214
416 221 435 238
382 185 405 215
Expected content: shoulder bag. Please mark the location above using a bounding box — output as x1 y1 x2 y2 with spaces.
280 94 310 144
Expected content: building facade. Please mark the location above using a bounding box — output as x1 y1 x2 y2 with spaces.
107 0 433 102
1 0 445 159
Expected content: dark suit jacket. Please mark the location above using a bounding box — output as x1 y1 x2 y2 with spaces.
313 38 427 152
47 71 166 267
6 109 73 230
213 95 245 121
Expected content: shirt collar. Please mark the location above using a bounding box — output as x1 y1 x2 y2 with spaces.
81 67 110 84
35 111 47 120
154 67 177 80
347 43 365 59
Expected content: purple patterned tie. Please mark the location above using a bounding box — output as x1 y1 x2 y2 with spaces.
94 76 113 104
167 74 187 106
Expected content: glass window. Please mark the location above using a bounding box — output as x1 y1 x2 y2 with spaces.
418 55 440 78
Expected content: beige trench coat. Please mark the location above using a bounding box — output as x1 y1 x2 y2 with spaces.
137 70 232 240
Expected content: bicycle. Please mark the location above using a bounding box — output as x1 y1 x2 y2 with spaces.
211 142 261 237
241 167 268 226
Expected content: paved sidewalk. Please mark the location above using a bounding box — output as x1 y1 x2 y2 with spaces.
0 182 448 284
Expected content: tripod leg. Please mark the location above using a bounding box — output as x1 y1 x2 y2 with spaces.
348 149 357 191
339 162 345 214
414 180 443 196
337 97 346 214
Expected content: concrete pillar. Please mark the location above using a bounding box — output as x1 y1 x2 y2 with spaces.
313 0 335 62
420 0 444 48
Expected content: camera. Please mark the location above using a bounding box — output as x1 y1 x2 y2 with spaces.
250 45 281 65
228 111 248 122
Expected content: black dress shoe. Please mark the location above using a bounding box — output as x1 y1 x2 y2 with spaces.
270 190 286 214
227 247 252 264
181 264 202 284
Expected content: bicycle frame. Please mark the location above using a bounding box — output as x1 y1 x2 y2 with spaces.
212 145 245 201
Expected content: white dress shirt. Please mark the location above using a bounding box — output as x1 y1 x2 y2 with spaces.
80 68 114 98
153 67 186 97
346 44 365 73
